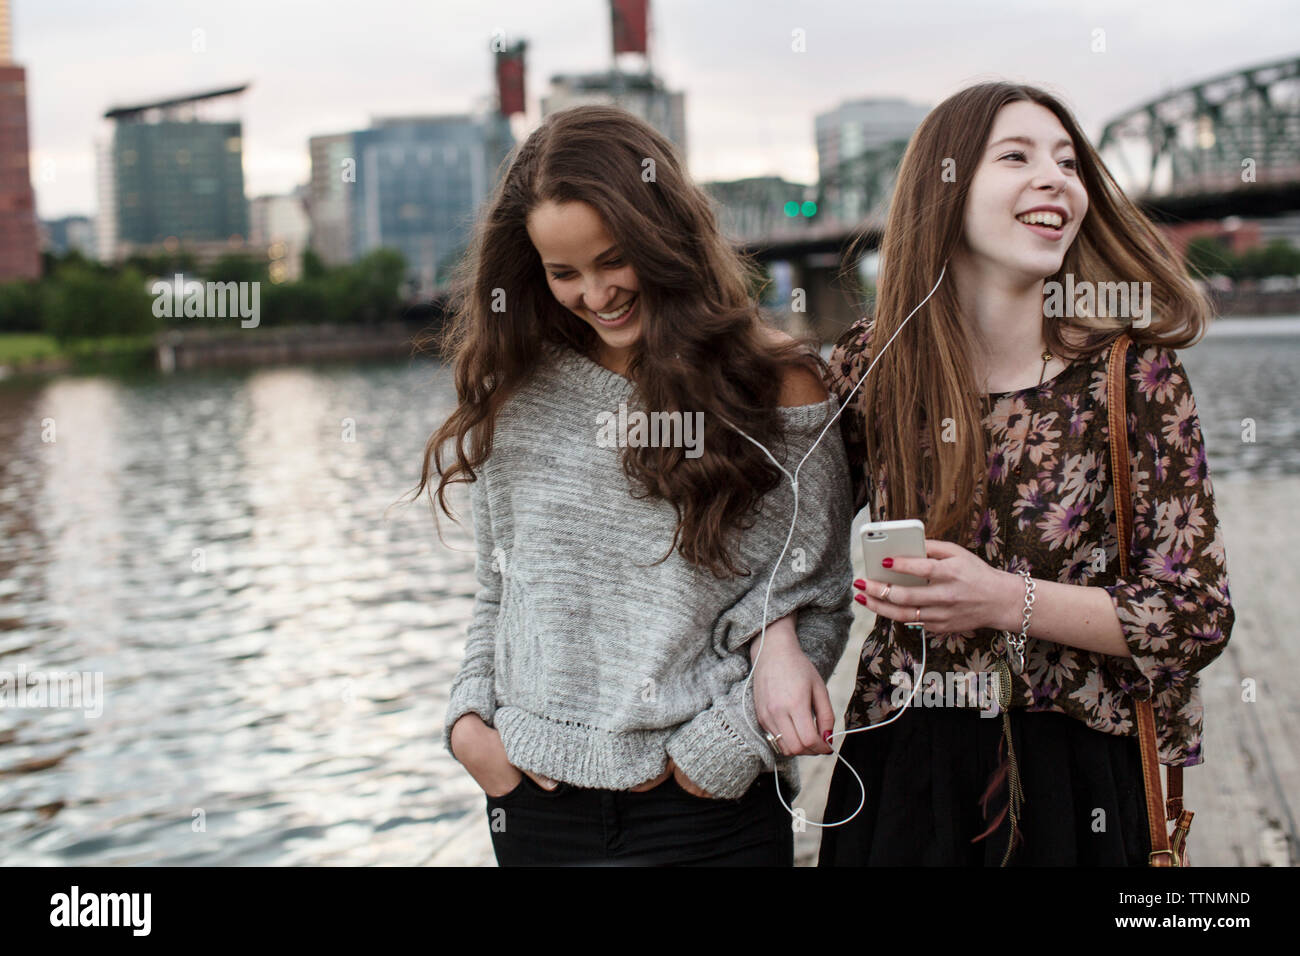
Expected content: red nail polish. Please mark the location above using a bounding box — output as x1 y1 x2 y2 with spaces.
854 593 867 605
823 730 832 743
881 557 894 568
853 578 866 589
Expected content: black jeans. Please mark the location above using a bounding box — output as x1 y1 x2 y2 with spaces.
484 771 794 866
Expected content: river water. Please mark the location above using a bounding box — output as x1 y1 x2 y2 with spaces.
0 319 1296 864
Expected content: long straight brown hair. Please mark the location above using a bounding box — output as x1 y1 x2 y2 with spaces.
857 81 1212 542
408 105 820 577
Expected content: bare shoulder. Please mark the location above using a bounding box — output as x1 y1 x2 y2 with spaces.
780 364 829 406
759 326 829 407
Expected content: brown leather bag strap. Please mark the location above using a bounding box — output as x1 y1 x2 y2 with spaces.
1106 333 1177 866
1106 334 1135 571
1167 766 1184 817
1135 699 1172 863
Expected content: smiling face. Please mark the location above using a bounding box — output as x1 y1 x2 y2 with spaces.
526 199 643 372
956 100 1089 284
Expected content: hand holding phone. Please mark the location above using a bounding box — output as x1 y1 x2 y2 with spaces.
858 519 928 587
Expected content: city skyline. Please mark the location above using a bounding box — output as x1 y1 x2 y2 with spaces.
12 0 1300 219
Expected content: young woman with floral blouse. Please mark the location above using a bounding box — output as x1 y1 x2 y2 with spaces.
752 81 1234 866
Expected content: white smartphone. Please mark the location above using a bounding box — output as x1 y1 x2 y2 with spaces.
858 519 928 587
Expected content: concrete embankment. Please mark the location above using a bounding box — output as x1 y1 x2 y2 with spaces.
155 322 438 372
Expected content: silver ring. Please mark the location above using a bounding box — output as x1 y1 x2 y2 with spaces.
878 583 893 602
764 731 784 755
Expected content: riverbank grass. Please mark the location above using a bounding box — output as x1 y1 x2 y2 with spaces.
0 333 61 364
0 332 156 374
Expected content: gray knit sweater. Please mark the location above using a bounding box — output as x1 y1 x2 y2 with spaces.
442 341 854 800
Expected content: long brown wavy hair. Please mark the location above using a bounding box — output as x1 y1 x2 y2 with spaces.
855 81 1212 542
408 105 821 577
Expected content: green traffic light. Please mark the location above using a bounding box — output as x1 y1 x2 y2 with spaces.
784 201 799 217
801 200 817 217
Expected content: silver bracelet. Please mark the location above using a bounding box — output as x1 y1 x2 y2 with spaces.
1002 570 1035 675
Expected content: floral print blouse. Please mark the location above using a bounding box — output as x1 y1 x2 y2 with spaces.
828 319 1234 766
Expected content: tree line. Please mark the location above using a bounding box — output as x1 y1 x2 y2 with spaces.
0 247 408 343
1184 237 1300 282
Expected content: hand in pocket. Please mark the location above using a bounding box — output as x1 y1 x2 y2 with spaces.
626 762 674 792
450 714 557 797
669 759 717 799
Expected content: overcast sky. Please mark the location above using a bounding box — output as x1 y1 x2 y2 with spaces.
13 0 1298 219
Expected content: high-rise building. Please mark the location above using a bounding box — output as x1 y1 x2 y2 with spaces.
249 190 310 282
815 97 930 225
103 84 250 256
538 2 678 149
306 132 355 267
542 70 686 158
93 138 117 262
41 215 97 258
0 0 40 280
347 114 513 296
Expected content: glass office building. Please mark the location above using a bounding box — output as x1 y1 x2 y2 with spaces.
348 114 512 296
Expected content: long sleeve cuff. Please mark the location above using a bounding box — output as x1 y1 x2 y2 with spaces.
664 694 767 800
1101 576 1232 701
668 589 849 801
443 675 497 763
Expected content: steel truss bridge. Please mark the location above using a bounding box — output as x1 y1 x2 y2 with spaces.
739 56 1300 335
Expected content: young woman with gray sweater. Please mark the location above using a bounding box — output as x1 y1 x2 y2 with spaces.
410 105 854 866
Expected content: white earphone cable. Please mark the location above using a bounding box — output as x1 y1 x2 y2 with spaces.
722 261 948 828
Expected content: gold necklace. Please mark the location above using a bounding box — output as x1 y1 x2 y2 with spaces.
983 347 1054 395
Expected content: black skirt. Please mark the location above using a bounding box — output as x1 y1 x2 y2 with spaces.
817 705 1153 866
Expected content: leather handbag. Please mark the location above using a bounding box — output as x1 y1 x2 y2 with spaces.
1106 333 1196 867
